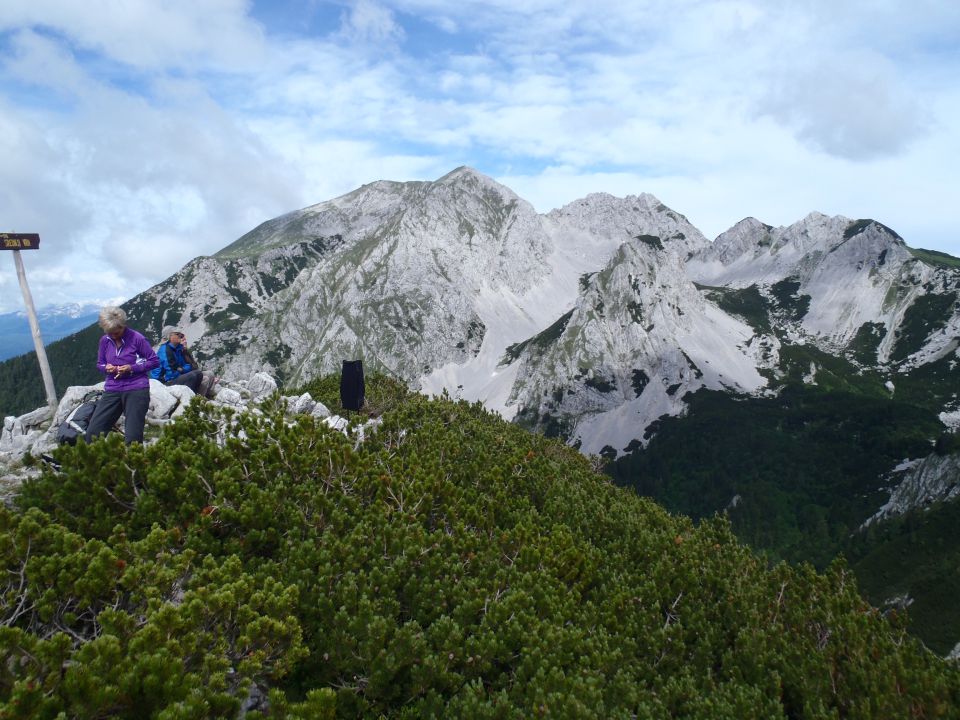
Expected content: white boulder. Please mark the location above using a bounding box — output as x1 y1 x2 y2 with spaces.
165 384 197 418
214 388 243 406
325 415 349 432
247 372 278 401
286 393 317 415
311 401 331 419
2 404 58 455
148 380 180 419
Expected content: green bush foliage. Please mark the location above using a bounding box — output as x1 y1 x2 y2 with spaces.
3 379 958 718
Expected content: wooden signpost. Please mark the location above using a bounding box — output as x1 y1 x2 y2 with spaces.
1 233 58 414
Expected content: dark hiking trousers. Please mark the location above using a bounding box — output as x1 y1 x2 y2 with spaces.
84 388 151 444
166 369 202 393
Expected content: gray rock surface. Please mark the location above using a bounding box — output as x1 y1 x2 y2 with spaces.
148 380 181 419
247 372 278 400
215 388 243 406
286 392 316 415
863 454 960 527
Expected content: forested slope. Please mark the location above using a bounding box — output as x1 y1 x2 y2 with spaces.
2 377 957 718
0 323 102 416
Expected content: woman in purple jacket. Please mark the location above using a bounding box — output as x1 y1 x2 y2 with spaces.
84 306 160 444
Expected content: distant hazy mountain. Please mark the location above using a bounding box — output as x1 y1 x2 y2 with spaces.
0 303 101 361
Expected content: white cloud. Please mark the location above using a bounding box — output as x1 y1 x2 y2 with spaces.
758 51 928 160
1 0 959 314
0 28 303 310
338 0 405 45
428 14 458 34
0 0 266 71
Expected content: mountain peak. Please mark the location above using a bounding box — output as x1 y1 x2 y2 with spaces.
780 214 908 256
799 210 834 224
706 213 910 268
437 166 502 189
432 166 524 205
438 165 484 181
546 193 709 257
729 216 773 232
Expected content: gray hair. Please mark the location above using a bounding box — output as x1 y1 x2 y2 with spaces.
98 306 127 334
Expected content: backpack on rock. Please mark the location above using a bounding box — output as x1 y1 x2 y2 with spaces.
56 396 101 445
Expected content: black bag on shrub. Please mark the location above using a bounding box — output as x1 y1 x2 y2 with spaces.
56 400 99 445
340 360 365 411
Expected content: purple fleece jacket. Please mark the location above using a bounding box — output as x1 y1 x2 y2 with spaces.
96 327 160 392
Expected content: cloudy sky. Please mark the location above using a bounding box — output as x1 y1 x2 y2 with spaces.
1 0 958 313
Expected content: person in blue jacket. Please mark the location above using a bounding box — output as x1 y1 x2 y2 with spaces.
151 329 203 393
84 306 160 444
151 328 216 397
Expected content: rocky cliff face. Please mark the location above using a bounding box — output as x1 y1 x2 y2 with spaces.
864 454 960 527
687 214 960 367
504 236 766 455
203 167 553 388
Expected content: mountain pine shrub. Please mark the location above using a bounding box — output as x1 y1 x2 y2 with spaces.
2 378 958 718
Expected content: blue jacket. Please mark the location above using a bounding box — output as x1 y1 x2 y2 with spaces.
150 341 193 383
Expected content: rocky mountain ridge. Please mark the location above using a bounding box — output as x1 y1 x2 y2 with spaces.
5 167 959 456
505 235 768 454
687 213 960 366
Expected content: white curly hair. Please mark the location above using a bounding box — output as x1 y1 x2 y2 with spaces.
98 306 128 335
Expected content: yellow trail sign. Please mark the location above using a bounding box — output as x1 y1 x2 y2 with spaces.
1 232 41 250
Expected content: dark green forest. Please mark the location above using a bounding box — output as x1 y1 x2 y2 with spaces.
3 377 957 718
0 324 102 417
607 384 960 654
607 385 941 566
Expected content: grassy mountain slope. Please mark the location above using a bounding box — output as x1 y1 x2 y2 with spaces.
3 377 958 718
